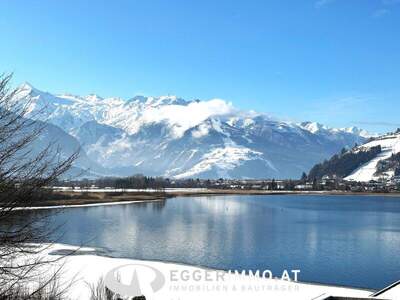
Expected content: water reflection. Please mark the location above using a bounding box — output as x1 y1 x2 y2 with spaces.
191 196 249 216
11 195 400 289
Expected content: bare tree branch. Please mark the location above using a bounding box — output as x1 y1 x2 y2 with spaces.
0 73 79 298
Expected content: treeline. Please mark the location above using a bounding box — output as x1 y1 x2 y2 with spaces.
96 175 166 189
60 175 206 189
308 145 382 180
55 176 296 190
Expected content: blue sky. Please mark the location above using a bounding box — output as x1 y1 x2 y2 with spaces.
1 0 399 133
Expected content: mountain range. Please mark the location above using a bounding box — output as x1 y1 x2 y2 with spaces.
12 83 369 179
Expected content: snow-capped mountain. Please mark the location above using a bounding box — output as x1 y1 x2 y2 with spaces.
12 83 368 179
345 132 400 182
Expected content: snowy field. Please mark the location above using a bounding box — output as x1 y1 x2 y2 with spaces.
11 243 381 300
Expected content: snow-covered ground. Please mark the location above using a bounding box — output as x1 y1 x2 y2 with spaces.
12 243 379 300
345 134 400 182
372 281 400 300
173 145 265 179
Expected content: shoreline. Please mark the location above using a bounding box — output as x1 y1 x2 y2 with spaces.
167 189 400 197
14 199 165 210
10 188 400 210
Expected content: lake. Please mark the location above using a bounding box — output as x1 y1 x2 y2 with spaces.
27 195 400 290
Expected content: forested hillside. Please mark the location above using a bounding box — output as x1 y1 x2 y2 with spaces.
308 145 382 180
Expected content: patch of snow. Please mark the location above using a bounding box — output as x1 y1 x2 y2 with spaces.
300 122 327 134
243 118 255 127
85 94 104 102
173 145 264 179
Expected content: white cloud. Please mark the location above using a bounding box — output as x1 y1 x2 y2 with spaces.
140 99 235 138
192 123 210 138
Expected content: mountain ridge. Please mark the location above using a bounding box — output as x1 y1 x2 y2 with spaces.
12 83 369 179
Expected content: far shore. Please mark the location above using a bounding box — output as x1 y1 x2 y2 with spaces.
9 188 400 210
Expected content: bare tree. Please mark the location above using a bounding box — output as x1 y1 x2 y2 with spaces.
0 74 78 298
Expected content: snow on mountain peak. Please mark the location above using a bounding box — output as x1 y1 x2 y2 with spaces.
19 81 34 91
16 82 41 98
85 94 104 102
128 95 147 103
300 122 372 138
126 95 189 107
342 126 372 138
143 95 188 107
300 121 327 133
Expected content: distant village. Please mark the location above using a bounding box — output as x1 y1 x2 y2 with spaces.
55 173 400 193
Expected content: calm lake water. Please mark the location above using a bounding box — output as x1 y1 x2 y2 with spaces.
30 195 400 289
